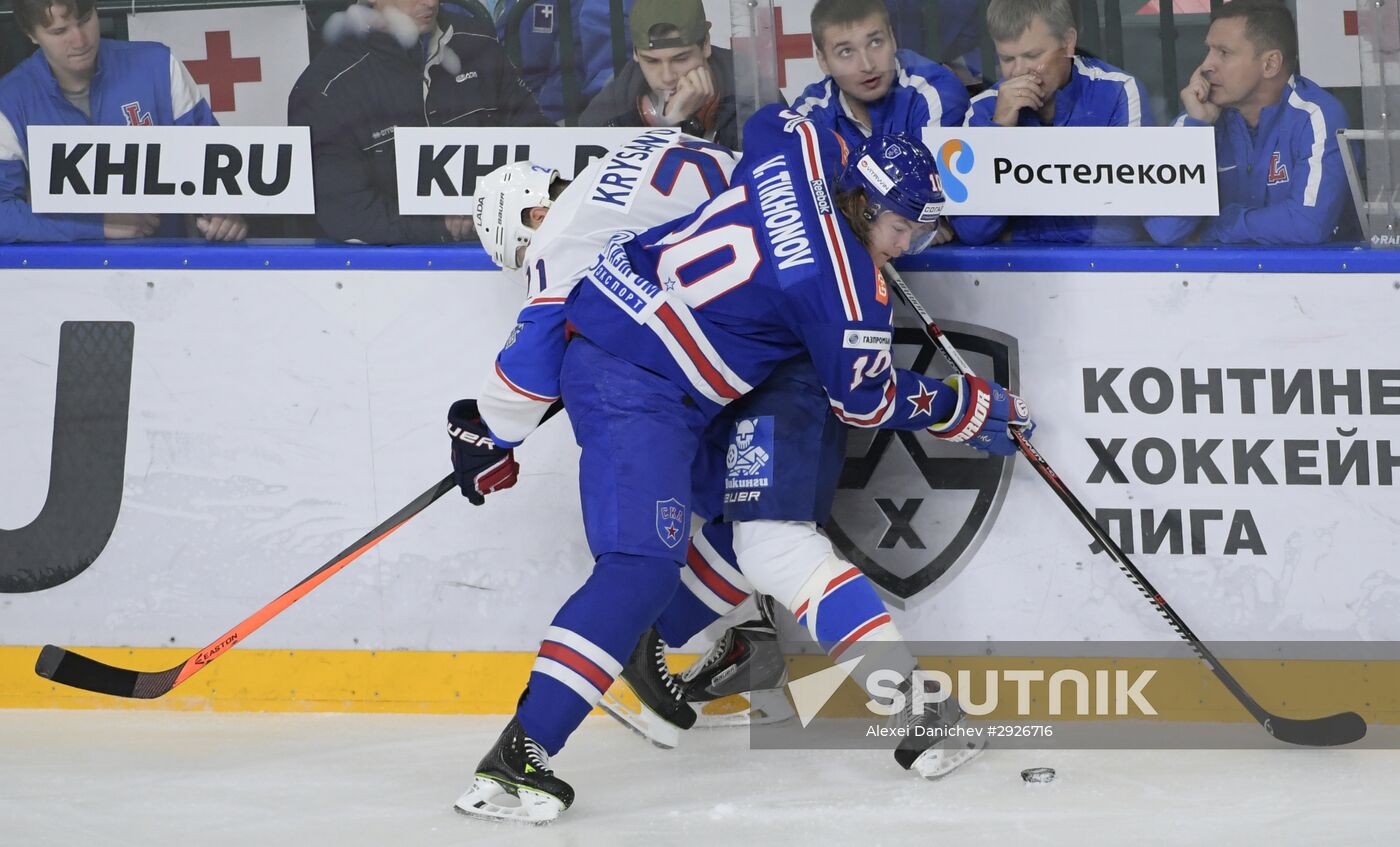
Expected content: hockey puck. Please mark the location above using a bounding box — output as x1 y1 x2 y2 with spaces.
1021 767 1056 784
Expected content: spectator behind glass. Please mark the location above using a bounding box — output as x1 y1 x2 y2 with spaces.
288 0 550 244
792 0 969 245
953 0 1153 246
884 0 983 82
578 0 738 149
495 0 631 124
0 0 247 243
1144 0 1349 246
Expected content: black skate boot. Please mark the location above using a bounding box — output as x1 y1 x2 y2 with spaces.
598 627 696 748
892 677 985 780
681 594 789 702
454 717 574 824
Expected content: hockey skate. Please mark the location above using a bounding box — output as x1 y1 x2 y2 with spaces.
598 627 697 749
454 718 574 825
891 679 986 780
681 596 795 728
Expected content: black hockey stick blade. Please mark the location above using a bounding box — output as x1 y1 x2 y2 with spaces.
35 643 177 699
1266 710 1367 747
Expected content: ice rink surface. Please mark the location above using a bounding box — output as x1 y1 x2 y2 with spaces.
3 709 1397 847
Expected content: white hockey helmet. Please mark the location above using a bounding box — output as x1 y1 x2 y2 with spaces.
473 162 559 270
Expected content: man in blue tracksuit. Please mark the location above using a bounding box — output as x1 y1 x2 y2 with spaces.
0 0 246 243
953 0 1153 245
1144 0 1349 246
792 0 970 247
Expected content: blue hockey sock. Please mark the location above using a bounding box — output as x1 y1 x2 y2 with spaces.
516 551 681 755
656 521 752 646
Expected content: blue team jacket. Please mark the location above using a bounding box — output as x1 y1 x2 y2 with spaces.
495 0 628 123
791 49 971 149
953 54 1153 245
0 39 216 242
1144 74 1350 245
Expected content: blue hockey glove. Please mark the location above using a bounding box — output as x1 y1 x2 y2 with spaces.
447 399 519 505
928 375 1034 456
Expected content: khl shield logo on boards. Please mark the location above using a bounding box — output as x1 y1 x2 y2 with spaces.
825 320 1017 605
655 498 687 549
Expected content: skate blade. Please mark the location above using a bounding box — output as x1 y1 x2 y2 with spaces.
598 685 680 749
692 692 796 728
912 737 987 781
453 775 564 825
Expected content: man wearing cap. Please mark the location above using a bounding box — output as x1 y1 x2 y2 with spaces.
579 0 739 149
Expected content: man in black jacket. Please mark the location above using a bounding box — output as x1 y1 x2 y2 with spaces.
579 0 739 149
288 0 549 243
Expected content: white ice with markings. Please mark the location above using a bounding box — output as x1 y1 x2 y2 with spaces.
2 709 1396 847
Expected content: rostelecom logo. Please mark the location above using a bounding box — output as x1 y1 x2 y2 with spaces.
938 139 974 202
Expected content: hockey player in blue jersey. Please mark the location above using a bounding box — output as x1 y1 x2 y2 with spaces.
953 0 1153 245
450 104 1032 822
449 131 793 748
1144 0 1349 245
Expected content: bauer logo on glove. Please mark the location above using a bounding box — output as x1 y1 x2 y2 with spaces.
447 398 521 504
928 375 1035 457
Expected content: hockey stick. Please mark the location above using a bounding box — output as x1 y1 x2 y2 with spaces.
882 263 1367 748
34 474 458 699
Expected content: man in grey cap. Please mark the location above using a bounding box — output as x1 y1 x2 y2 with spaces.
579 0 739 148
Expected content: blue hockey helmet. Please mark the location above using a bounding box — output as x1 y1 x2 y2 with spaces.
838 134 945 237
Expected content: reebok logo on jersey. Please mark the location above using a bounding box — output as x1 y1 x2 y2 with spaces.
809 178 833 216
843 330 891 351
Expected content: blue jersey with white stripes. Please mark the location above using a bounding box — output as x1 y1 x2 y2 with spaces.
954 54 1153 245
791 49 970 148
1144 74 1349 245
565 104 958 432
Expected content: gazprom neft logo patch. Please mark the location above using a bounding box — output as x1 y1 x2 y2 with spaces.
843 330 891 351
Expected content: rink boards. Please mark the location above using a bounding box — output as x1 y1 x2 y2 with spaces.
1 243 1397 715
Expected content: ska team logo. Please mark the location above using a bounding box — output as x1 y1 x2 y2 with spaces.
655 498 687 549
725 416 774 493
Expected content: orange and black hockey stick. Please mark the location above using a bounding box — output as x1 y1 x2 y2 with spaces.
882 263 1366 748
35 474 458 698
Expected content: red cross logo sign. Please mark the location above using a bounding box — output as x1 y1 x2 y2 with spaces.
184 31 262 113
126 6 309 125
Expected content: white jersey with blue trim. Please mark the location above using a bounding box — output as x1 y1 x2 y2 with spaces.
479 128 738 445
565 104 959 431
